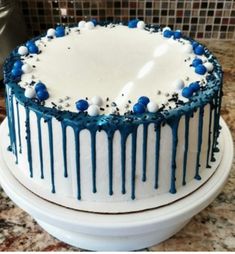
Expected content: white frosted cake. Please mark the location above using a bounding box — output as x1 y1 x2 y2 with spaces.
3 20 223 213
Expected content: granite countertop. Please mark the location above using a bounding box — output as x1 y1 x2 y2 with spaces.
0 40 234 251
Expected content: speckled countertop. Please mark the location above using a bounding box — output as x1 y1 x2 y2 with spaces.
0 40 234 251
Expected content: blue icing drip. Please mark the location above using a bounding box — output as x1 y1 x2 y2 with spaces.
206 103 213 168
211 91 219 162
182 114 190 185
74 128 81 200
90 130 97 193
47 118 55 193
195 106 204 180
120 133 127 194
25 108 33 177
142 123 148 182
61 122 68 177
154 123 161 189
16 101 22 154
37 115 44 179
107 132 114 195
131 128 137 200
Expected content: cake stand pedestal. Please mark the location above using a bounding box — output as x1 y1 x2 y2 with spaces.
0 118 233 251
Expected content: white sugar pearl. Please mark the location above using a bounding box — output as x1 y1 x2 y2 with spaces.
91 96 103 106
78 20 86 29
22 63 32 74
18 46 28 56
182 44 193 54
204 62 214 72
137 21 145 29
47 28 56 37
147 102 159 113
172 79 185 90
85 21 95 30
88 104 100 116
162 26 171 32
24 87 36 98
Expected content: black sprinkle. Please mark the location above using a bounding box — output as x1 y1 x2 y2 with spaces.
116 107 119 111
30 55 33 58
51 102 57 107
111 102 117 107
106 104 109 107
32 65 36 68
128 100 131 104
100 107 105 111
85 97 88 100
106 97 109 101
68 47 71 49
122 93 124 96
44 45 47 47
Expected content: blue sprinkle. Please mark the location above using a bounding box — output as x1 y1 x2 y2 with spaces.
13 60 23 69
163 29 174 38
182 87 193 98
28 44 39 54
11 67 22 77
76 99 89 111
35 82 47 92
195 64 207 75
128 19 138 28
55 26 65 37
37 89 49 101
192 58 203 67
189 82 200 92
194 45 205 55
174 30 182 39
138 96 150 106
192 41 199 49
133 103 145 114
91 19 98 26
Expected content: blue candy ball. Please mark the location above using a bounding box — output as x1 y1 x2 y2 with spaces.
182 87 193 98
76 99 89 111
189 82 200 92
55 26 65 37
133 103 145 114
91 19 98 26
163 29 174 38
192 41 199 49
194 45 205 55
128 19 138 28
13 60 23 69
26 40 36 48
37 89 49 101
195 64 207 75
192 58 203 67
28 44 39 54
11 67 22 77
174 30 182 39
35 82 47 92
138 96 150 106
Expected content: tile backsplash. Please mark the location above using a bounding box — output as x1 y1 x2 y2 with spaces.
18 0 235 39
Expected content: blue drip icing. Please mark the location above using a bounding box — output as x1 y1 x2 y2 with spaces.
25 108 33 177
107 132 114 195
74 128 81 199
182 114 190 185
154 123 161 189
61 122 68 177
206 103 213 168
37 115 44 179
90 130 97 193
142 124 148 182
16 101 22 154
131 128 137 200
47 118 55 193
120 133 127 194
211 91 219 162
195 106 204 180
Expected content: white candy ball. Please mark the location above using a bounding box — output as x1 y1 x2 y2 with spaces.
91 96 103 106
137 21 145 29
172 79 185 90
47 28 56 37
87 104 100 116
85 21 95 30
182 44 193 54
204 62 214 72
162 26 171 32
147 102 159 113
78 20 86 29
18 46 28 56
22 63 32 74
24 87 36 98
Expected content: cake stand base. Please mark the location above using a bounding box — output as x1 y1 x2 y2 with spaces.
0 118 233 251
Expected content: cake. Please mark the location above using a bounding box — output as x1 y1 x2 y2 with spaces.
3 20 223 213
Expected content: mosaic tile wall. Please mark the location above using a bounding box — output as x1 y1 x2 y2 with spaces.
18 0 235 39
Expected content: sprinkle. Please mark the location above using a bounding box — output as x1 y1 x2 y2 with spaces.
36 58 40 61
111 102 117 107
128 100 132 104
122 93 124 96
157 90 161 95
51 102 57 107
116 107 119 111
65 96 70 100
58 98 63 103
32 65 36 68
106 97 109 101
58 105 62 110
85 97 88 100
106 104 109 107
165 92 170 97
65 103 70 107
100 107 105 111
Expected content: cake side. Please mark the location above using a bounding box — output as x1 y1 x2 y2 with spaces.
3 21 223 213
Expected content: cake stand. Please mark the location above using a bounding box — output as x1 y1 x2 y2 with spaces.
0 118 233 251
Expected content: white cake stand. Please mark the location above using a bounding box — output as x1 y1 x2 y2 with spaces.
0 118 233 251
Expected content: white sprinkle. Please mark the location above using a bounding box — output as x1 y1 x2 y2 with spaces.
18 46 28 56
47 28 56 37
204 62 214 72
137 21 145 29
91 96 103 106
172 79 185 91
147 102 159 113
85 21 95 30
78 20 86 29
22 63 33 74
88 104 100 116
24 87 36 98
